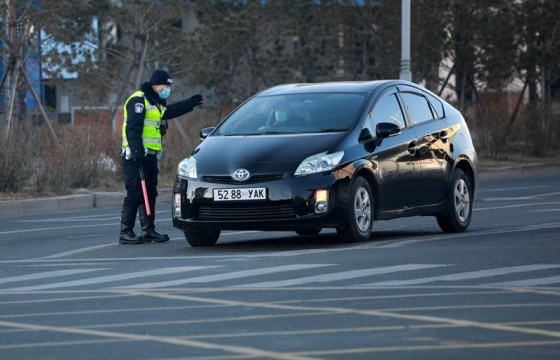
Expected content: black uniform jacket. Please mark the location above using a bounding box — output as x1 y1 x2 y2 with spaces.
125 82 196 159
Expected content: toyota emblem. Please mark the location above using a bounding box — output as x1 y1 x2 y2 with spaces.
232 169 250 182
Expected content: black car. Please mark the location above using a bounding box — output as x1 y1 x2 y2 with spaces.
172 81 478 246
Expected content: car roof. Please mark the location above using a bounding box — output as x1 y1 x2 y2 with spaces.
257 80 408 96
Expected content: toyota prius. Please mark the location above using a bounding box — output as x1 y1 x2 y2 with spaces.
172 81 478 246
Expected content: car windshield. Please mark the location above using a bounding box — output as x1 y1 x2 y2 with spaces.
214 93 367 136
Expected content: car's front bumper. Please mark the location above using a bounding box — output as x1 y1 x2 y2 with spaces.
171 172 351 232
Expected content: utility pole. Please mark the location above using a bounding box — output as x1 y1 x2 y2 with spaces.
400 0 412 82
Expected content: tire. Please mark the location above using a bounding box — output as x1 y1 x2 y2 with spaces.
295 227 322 236
336 176 374 242
436 168 472 233
183 229 220 247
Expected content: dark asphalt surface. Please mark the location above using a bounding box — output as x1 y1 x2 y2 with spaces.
0 166 559 359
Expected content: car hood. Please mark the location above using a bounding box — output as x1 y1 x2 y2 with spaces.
194 133 346 175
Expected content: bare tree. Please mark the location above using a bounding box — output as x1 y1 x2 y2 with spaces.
0 0 62 145
40 0 193 134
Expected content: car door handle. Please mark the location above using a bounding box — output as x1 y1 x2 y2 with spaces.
439 131 449 143
408 141 417 156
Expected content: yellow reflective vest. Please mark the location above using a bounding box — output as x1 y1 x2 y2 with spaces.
122 90 166 151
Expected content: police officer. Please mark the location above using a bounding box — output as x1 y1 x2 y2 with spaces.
119 69 203 245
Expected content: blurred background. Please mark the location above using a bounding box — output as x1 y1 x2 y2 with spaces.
1 0 558 196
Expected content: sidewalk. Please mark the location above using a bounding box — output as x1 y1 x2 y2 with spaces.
1 160 559 216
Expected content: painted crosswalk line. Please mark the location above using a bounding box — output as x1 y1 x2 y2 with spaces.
3 266 217 291
237 264 447 288
362 264 560 286
115 264 334 289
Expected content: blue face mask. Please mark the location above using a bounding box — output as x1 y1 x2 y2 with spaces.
159 88 171 99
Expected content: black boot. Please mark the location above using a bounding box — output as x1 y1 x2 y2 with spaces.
139 203 170 243
119 204 144 245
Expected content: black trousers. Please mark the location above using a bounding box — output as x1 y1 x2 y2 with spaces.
122 154 159 209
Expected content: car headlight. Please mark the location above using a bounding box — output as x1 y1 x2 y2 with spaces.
178 156 197 179
295 151 344 176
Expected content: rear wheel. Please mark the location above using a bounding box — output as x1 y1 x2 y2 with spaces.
183 229 220 247
436 168 472 232
295 227 322 236
336 176 374 242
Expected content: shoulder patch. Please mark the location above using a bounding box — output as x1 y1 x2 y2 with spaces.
134 103 145 114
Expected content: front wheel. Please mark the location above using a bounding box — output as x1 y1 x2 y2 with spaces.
183 229 220 247
436 168 473 233
336 176 374 242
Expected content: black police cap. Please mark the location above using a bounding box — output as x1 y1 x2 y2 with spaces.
149 69 173 86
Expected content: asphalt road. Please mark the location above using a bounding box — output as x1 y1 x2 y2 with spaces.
0 167 559 360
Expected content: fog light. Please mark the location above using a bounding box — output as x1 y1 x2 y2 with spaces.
315 202 327 213
315 189 328 213
173 194 182 218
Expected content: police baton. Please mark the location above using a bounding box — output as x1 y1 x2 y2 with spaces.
138 165 152 216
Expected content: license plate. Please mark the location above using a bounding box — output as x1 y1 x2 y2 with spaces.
213 187 267 201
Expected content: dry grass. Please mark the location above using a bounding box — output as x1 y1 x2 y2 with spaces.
0 108 221 199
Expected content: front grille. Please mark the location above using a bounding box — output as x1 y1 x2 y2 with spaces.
203 174 284 184
198 202 295 220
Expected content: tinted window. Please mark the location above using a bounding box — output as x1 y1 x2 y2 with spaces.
364 94 405 136
215 93 367 135
425 92 444 118
399 92 434 126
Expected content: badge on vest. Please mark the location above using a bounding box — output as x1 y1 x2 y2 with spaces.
134 103 144 113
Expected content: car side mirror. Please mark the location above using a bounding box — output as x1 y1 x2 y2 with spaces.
376 122 401 139
199 127 215 140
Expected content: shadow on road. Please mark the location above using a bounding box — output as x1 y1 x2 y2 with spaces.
182 229 443 253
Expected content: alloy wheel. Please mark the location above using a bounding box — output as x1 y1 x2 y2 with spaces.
354 187 372 233
453 178 471 223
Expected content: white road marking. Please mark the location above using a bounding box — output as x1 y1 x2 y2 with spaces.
0 269 106 285
0 225 258 236
363 265 560 286
475 202 560 211
39 244 115 259
238 264 446 288
123 291 560 340
115 264 333 289
478 185 551 193
17 217 118 223
1 220 558 265
0 320 320 360
3 266 217 291
488 275 560 287
482 192 560 201
0 223 118 235
376 222 560 248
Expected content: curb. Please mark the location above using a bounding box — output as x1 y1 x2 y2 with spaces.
0 189 172 216
479 161 560 173
1 161 559 216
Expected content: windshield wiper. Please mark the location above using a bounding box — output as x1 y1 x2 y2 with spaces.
318 128 348 133
220 131 294 136
259 131 296 135
222 133 260 136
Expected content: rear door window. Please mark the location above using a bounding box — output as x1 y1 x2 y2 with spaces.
399 92 435 126
425 92 444 118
